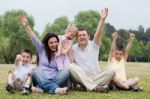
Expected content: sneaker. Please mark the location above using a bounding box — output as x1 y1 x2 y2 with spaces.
76 84 86 91
22 87 30 95
109 84 119 91
131 86 143 92
31 87 43 93
94 85 109 93
6 84 14 94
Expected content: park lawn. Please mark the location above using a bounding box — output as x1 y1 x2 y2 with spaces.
0 62 150 99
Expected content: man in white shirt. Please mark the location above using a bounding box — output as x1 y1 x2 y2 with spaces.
69 8 115 93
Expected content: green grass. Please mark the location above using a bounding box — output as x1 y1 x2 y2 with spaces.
0 62 150 99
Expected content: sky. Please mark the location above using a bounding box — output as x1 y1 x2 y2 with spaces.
0 0 150 34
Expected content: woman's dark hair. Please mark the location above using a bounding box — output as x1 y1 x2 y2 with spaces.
37 33 59 64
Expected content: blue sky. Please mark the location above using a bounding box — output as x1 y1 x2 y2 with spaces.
0 0 150 34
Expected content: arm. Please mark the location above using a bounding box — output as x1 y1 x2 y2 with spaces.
64 42 72 55
124 33 135 60
67 48 75 63
19 15 43 52
15 54 22 66
19 15 37 39
108 32 118 62
60 40 72 55
55 42 62 57
94 8 108 46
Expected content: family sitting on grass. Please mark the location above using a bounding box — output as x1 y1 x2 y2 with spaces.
5 8 143 95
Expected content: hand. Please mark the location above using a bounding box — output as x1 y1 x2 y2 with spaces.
55 52 60 57
101 8 108 20
112 32 118 39
16 54 22 61
19 15 29 27
129 33 135 40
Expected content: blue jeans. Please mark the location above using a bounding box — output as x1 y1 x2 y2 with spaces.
52 68 69 87
32 68 69 93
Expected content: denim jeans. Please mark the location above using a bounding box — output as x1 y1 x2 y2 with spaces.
32 68 69 93
52 68 69 87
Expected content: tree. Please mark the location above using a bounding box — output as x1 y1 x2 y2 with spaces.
100 36 111 61
144 41 150 62
74 10 100 39
129 39 144 62
0 9 35 63
44 16 69 36
104 23 116 37
116 29 129 46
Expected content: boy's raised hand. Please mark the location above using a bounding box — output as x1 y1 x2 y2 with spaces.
16 54 22 61
19 15 29 27
112 32 118 40
129 33 135 40
101 8 108 20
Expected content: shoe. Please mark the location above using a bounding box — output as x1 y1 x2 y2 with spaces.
94 85 109 93
76 84 86 91
109 84 119 91
6 84 14 94
55 87 68 95
31 87 43 93
22 87 30 95
131 86 143 92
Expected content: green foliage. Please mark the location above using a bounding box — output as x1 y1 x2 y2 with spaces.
0 9 150 62
104 23 116 37
44 16 69 36
74 10 100 38
0 9 35 63
100 36 111 61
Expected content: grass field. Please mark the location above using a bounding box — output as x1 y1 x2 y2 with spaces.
0 62 150 99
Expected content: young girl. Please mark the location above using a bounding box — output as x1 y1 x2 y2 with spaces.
108 32 143 91
55 23 78 70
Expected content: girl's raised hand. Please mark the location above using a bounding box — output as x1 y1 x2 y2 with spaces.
130 33 135 40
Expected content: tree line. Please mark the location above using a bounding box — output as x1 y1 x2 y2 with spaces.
0 9 150 63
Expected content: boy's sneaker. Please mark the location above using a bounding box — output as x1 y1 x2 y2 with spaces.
22 87 30 95
31 87 43 93
6 84 14 94
75 84 86 91
94 85 109 93
109 84 119 91
131 86 143 92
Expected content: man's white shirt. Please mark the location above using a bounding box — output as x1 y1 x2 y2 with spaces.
72 40 101 75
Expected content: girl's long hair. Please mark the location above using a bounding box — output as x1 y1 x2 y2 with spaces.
37 33 59 65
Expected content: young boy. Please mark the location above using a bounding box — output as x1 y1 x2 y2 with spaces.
55 23 78 70
6 49 33 95
108 32 143 91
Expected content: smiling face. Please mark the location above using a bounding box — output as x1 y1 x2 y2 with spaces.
113 50 124 61
65 23 78 40
65 28 76 40
21 52 32 65
77 30 90 46
48 37 59 52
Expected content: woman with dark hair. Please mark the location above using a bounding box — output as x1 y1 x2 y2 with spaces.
19 16 69 94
